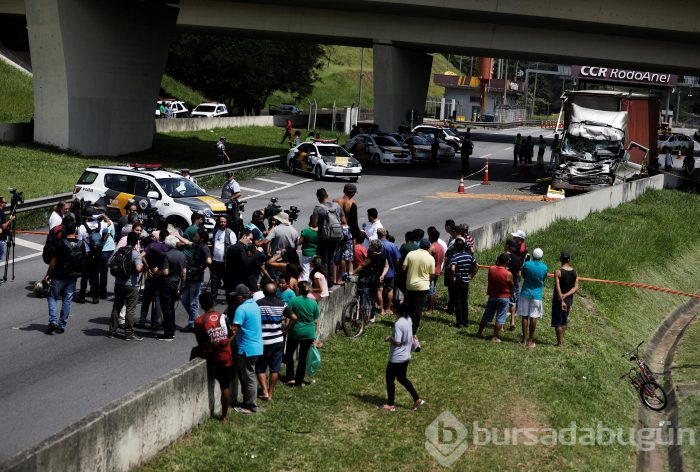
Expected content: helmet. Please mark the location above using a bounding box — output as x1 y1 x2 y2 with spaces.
33 279 50 298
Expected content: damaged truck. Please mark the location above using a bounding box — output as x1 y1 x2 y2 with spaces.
552 90 659 192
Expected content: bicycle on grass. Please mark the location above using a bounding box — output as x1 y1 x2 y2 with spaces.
341 276 373 338
620 341 668 411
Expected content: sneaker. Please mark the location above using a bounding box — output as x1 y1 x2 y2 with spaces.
46 323 57 334
179 325 195 333
411 399 426 412
55 327 65 334
92 296 99 305
134 321 147 329
151 323 163 331
157 334 175 341
107 332 117 339
124 334 143 341
74 297 86 304
233 406 253 415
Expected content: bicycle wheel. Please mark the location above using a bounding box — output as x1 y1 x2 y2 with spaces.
640 380 667 411
342 299 362 337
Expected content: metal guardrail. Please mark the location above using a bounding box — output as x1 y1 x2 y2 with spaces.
15 154 283 214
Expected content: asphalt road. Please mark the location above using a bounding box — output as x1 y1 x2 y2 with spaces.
0 125 556 460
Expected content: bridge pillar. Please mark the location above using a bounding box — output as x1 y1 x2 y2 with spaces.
25 0 178 156
373 42 432 132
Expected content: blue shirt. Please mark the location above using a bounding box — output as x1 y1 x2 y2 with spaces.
380 239 401 278
232 298 264 356
101 222 116 252
450 251 476 284
277 288 295 304
521 260 549 300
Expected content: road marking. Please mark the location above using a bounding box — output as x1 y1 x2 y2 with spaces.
464 183 481 190
389 200 422 211
244 179 313 199
0 251 43 268
433 192 548 202
14 238 45 252
479 154 492 159
504 146 513 150
239 186 264 194
254 177 292 185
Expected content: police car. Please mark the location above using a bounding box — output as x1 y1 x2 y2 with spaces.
73 164 228 231
286 141 362 181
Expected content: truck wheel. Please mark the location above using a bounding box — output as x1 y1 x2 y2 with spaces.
314 166 323 181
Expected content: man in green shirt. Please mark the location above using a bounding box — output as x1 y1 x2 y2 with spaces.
182 213 205 261
299 215 318 281
284 281 320 386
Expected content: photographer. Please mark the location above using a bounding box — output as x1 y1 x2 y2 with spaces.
76 208 108 304
264 211 298 256
0 196 17 264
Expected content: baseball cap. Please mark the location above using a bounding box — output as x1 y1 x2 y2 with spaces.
343 183 357 194
560 251 571 261
230 284 250 297
419 238 431 249
511 230 526 239
532 248 543 260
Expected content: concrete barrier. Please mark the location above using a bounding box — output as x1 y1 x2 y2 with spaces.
155 115 276 133
1 174 676 471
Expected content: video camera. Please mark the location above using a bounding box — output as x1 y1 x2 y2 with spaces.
287 205 300 223
263 197 282 227
8 188 24 210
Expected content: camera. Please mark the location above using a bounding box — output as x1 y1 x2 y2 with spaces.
263 197 282 226
287 205 300 223
8 188 24 209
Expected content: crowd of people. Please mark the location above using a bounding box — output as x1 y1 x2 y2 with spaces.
36 175 579 416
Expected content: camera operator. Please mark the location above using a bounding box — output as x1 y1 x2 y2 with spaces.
116 201 139 239
76 208 110 304
264 211 298 256
0 196 17 264
49 201 71 231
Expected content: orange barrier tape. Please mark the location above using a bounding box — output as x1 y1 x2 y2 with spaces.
16 230 49 235
475 264 700 299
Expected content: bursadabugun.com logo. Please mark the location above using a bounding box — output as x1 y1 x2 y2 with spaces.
426 411 695 467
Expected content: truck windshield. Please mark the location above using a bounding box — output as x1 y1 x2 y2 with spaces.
562 136 622 162
156 178 207 198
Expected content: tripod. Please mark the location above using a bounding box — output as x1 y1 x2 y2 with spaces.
2 204 18 282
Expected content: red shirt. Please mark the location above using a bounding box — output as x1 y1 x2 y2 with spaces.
487 266 512 298
353 243 367 270
194 310 232 366
430 242 445 277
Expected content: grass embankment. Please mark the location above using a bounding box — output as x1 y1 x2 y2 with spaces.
159 75 207 110
0 126 348 201
0 59 33 123
141 189 700 472
672 317 700 470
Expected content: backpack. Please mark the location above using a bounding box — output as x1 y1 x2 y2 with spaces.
62 239 86 278
84 223 103 258
110 246 134 279
42 225 65 264
318 204 343 241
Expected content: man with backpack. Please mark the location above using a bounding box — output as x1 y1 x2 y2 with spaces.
108 232 144 341
76 210 109 304
43 220 87 334
311 188 345 282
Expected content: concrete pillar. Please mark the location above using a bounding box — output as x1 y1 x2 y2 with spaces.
25 0 178 156
373 42 432 132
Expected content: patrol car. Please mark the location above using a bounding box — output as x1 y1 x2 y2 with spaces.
73 164 228 231
286 141 362 181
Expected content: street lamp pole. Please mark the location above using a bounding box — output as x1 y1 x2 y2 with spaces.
358 47 365 114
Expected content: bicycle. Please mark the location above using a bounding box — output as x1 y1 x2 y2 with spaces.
620 341 668 411
341 276 373 338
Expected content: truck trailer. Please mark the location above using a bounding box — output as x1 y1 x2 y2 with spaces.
552 90 659 191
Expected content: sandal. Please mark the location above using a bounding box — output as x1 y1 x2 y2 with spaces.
378 404 396 412
412 399 426 412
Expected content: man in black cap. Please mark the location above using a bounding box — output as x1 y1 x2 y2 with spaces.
216 136 231 166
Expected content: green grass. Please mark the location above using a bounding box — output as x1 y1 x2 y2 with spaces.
677 395 700 470
0 127 348 201
159 75 208 110
0 59 33 123
269 46 449 109
673 317 700 385
140 189 700 471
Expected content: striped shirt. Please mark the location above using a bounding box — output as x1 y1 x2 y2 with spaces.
256 296 290 346
450 251 476 284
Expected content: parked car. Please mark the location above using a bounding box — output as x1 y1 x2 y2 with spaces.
286 142 361 181
412 125 463 151
657 133 694 155
190 102 229 118
270 103 303 115
420 134 456 161
73 164 228 232
155 99 189 118
344 134 412 166
403 134 437 162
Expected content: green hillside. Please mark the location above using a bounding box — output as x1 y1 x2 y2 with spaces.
0 60 33 123
269 45 449 109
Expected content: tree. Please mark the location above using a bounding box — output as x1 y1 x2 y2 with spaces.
165 34 324 115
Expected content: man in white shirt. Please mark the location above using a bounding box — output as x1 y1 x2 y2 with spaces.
49 201 70 230
210 216 236 302
364 208 383 244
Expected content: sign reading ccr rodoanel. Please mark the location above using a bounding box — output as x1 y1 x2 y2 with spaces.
571 65 677 87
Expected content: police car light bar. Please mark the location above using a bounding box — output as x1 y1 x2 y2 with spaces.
129 163 163 170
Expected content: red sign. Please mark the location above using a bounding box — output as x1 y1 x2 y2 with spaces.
571 66 677 87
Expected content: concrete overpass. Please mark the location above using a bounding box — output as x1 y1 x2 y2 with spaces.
1 0 700 155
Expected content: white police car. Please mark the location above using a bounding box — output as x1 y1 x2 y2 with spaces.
286 141 362 181
73 164 228 231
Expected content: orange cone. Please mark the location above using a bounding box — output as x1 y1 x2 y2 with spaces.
482 160 490 185
457 175 465 193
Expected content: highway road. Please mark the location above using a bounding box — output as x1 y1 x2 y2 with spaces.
0 125 558 460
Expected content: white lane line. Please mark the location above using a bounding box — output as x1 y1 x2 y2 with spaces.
239 186 264 194
504 146 513 150
14 238 45 252
254 177 292 185
464 183 481 190
390 200 422 211
244 179 313 199
479 154 492 159
0 251 42 268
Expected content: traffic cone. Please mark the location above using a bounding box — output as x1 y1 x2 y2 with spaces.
482 160 490 185
457 175 465 193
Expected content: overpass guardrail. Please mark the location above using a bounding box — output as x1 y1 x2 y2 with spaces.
14 154 283 214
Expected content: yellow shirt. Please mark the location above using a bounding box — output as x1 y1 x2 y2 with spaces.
403 248 435 291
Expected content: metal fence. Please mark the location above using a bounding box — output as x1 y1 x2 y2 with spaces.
15 155 282 214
